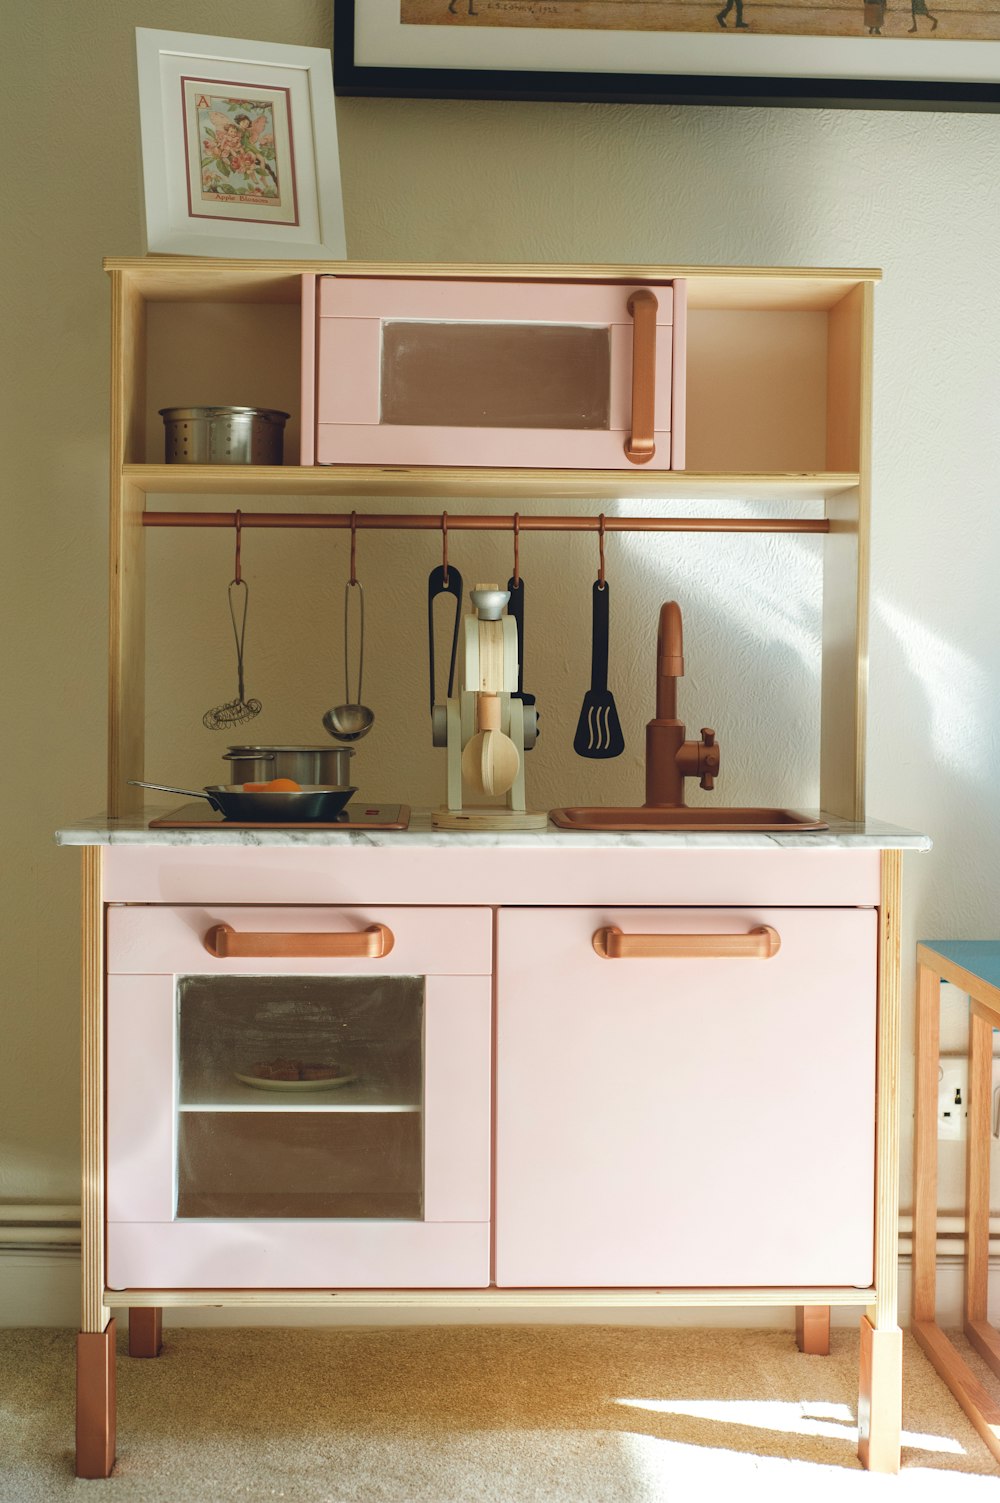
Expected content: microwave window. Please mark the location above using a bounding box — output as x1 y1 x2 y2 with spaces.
380 321 611 430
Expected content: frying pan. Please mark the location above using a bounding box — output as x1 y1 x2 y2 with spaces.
129 780 356 822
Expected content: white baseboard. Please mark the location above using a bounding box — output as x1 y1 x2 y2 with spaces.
0 1252 82 1326
0 1249 989 1330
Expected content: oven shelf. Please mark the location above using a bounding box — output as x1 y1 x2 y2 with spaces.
180 1077 420 1112
180 1101 421 1113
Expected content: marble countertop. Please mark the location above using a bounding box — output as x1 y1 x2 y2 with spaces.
55 809 932 851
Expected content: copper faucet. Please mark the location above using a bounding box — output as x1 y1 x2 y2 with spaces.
645 602 721 807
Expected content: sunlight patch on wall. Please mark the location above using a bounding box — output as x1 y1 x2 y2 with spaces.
609 495 823 673
874 597 989 780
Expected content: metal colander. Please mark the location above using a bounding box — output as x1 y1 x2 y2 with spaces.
159 406 289 465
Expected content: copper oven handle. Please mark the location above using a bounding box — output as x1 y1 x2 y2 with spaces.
203 923 394 959
593 925 781 960
625 288 657 465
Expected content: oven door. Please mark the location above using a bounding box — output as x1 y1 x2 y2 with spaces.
106 905 491 1290
314 276 685 470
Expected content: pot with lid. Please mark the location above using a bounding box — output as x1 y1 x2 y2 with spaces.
224 745 355 787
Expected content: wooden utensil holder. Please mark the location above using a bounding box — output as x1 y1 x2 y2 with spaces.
433 594 545 831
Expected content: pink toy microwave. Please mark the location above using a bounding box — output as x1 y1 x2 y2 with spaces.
301 274 686 470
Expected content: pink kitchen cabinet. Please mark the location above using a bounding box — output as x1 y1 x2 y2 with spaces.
307 275 687 470
70 834 913 1478
104 904 492 1290
495 905 877 1289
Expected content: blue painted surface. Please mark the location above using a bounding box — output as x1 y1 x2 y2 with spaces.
921 940 1000 992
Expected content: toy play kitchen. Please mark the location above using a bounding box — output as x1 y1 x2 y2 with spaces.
62 259 929 1479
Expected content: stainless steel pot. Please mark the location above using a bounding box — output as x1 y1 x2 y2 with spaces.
159 407 289 465
222 749 275 782
224 745 355 786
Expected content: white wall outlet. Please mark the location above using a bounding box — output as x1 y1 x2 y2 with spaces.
938 1060 968 1141
937 1055 1000 1141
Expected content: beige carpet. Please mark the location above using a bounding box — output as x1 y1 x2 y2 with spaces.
2 1325 1000 1500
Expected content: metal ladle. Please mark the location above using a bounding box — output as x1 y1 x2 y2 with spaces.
323 521 374 741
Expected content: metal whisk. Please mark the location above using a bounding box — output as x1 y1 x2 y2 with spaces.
203 513 262 730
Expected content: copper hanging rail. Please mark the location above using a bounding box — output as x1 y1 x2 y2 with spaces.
142 510 830 535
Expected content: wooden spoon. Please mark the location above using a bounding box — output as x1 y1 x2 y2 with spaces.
462 693 520 797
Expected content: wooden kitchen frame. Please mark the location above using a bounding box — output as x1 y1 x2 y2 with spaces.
103 257 877 824
76 257 908 1478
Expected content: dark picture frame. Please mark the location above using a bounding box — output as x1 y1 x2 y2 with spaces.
332 0 1000 112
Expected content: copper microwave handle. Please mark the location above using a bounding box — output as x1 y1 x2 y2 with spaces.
204 923 395 959
624 288 658 465
592 925 780 960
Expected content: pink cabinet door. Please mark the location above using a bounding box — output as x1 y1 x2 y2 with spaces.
106 905 491 1290
312 276 686 470
496 906 877 1288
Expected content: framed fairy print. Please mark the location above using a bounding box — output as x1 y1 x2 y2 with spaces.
136 30 347 257
333 0 1000 111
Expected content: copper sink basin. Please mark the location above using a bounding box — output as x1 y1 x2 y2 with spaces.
548 807 828 832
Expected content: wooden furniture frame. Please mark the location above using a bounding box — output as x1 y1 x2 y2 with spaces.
913 941 1000 1463
104 257 877 824
79 258 903 1477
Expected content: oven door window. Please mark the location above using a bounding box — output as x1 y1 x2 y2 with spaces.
379 320 612 430
176 974 424 1220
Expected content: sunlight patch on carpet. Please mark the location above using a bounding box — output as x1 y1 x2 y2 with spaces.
616 1397 965 1454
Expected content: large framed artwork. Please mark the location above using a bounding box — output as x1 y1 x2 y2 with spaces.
333 0 1000 110
137 29 347 258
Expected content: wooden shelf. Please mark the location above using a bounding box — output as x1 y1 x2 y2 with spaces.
126 463 858 502
106 256 880 311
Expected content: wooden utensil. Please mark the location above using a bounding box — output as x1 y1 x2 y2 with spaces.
461 693 520 796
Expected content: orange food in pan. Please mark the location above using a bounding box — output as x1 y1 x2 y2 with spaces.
242 777 302 792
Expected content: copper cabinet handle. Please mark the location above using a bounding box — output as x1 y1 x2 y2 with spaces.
203 923 395 959
592 925 781 960
625 288 658 465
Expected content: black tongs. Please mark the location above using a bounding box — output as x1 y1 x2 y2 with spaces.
506 575 535 708
427 564 464 716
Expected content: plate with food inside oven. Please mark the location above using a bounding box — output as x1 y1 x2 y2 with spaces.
235 1059 358 1092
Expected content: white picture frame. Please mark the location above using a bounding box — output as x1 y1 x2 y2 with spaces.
136 28 347 258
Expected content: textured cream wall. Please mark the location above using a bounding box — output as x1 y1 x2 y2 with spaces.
4 1 1000 1233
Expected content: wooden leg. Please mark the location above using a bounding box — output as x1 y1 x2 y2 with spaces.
76 1317 116 1479
964 1003 1000 1379
857 1315 901 1474
128 1305 162 1358
913 1318 1000 1463
912 962 940 1324
795 1305 831 1355
966 1008 992 1328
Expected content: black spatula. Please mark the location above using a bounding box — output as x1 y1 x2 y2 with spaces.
573 579 625 758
